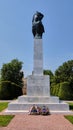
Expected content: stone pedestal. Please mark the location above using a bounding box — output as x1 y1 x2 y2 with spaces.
27 75 50 96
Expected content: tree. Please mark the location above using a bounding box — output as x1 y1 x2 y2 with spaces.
55 60 73 85
58 82 73 100
44 70 54 77
52 60 73 99
0 59 24 99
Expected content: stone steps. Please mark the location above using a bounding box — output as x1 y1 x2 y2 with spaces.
18 95 59 103
8 100 69 111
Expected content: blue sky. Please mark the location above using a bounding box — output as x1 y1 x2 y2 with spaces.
0 0 73 77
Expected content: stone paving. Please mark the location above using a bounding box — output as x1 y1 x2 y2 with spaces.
0 114 73 130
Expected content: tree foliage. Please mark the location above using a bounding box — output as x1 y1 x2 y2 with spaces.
51 83 60 96
51 60 73 99
0 59 24 99
58 82 73 100
55 60 73 85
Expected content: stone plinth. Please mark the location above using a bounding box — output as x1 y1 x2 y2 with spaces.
27 75 50 96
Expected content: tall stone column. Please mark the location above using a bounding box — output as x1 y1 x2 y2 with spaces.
33 39 43 75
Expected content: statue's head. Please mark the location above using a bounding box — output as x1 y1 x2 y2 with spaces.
34 11 44 21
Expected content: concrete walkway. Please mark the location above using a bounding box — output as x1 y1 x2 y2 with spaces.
0 114 73 130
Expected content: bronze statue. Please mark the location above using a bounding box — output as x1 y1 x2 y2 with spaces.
32 11 45 38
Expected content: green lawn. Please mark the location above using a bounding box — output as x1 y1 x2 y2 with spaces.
65 115 73 124
64 102 73 124
0 102 9 112
0 102 14 127
0 115 14 127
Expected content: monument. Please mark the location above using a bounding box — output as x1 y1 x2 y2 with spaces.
7 12 69 113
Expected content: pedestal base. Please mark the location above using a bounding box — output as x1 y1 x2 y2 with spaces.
7 95 69 113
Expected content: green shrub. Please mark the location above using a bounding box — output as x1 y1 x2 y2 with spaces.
51 83 56 95
58 82 72 100
51 83 60 96
55 83 60 96
0 81 11 100
68 102 73 110
0 81 22 100
51 81 73 100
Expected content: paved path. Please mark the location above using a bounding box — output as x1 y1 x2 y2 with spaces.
0 114 73 130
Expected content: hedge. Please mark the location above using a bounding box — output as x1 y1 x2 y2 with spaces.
58 82 73 100
0 81 22 100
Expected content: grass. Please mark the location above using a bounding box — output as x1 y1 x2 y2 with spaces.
64 102 73 124
0 102 14 127
0 102 9 112
0 115 14 127
65 115 73 124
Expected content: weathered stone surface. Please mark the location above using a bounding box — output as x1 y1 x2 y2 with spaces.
33 39 43 75
18 95 59 103
27 75 50 96
8 100 69 112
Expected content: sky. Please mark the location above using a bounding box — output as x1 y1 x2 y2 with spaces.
0 0 73 77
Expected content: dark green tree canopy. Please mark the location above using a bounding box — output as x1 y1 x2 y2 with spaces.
55 60 73 84
1 59 24 87
44 70 54 76
0 59 24 99
43 60 73 100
